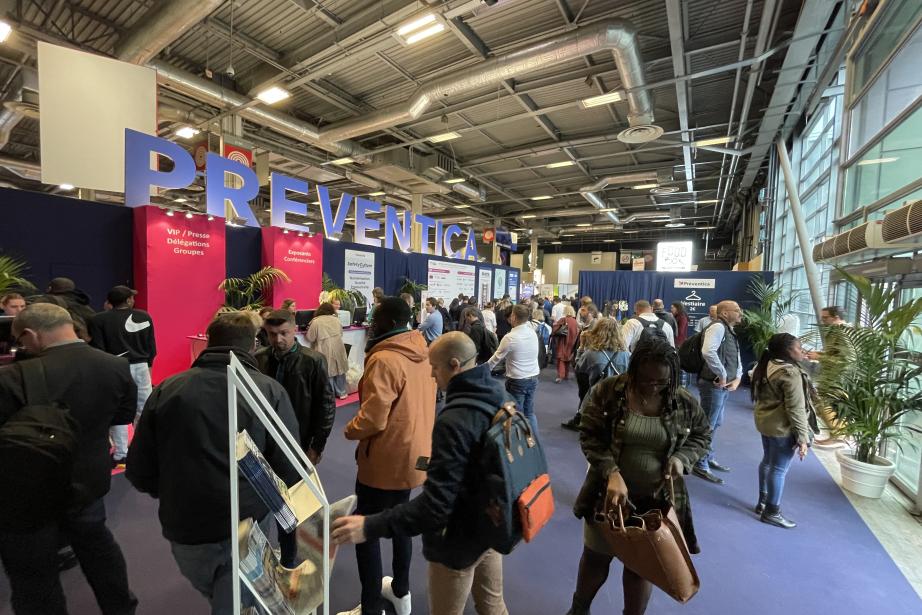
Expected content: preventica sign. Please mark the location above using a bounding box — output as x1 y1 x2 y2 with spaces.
124 129 478 260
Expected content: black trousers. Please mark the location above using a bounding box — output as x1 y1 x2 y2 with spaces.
0 498 137 615
576 371 592 413
355 480 411 615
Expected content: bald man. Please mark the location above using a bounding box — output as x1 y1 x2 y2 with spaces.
333 333 511 615
693 300 743 485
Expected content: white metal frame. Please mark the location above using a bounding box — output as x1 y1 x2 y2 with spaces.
227 352 331 615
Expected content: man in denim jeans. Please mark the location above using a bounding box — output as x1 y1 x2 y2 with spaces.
693 300 743 485
487 304 540 434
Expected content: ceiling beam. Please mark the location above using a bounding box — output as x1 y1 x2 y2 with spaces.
285 0 343 28
665 0 695 194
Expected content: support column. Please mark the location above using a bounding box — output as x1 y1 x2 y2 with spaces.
775 140 824 322
529 236 538 272
411 194 423 253
492 217 501 265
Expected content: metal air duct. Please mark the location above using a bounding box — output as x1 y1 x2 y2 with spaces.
317 19 657 143
578 170 674 225
115 0 225 64
0 68 38 151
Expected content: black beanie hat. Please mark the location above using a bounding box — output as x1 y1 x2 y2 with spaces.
376 296 412 326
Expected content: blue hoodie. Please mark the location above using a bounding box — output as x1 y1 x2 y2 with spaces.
363 363 511 569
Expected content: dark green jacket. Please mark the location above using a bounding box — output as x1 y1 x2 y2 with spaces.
574 374 711 553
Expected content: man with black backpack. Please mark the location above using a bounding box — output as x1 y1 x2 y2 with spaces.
0 304 138 614
621 300 675 351
332 333 514 615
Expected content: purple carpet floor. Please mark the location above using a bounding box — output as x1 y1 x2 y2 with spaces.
2 369 920 614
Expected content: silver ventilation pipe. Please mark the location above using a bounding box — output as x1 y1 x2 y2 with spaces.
578 170 673 225
0 68 38 151
580 190 621 224
149 60 369 160
115 0 225 64
317 19 656 143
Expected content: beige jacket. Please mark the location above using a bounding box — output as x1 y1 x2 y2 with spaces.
305 315 348 377
345 330 436 490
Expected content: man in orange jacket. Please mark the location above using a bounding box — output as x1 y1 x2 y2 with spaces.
340 297 437 615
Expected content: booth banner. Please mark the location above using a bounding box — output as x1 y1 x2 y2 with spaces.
494 268 507 299
344 249 375 306
261 227 323 309
427 259 476 301
508 270 519 300
133 205 226 382
478 268 492 304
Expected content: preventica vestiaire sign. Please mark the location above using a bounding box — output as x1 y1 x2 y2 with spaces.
123 129 479 261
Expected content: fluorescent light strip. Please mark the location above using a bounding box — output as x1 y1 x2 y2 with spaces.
0 22 13 43
397 13 437 36
580 91 623 108
368 191 386 196
531 195 552 201
694 136 732 147
174 126 200 139
443 177 466 184
428 131 461 143
405 23 446 44
576 223 591 227
255 86 291 105
330 157 354 165
546 161 575 168
632 184 658 190
520 214 537 219
455 205 471 209
857 157 899 166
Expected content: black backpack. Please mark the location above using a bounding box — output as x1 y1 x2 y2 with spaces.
484 328 499 358
633 316 669 344
678 320 719 374
477 401 552 553
535 328 548 369
0 360 80 525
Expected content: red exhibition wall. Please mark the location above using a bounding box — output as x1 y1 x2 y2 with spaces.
261 226 323 309
133 205 226 382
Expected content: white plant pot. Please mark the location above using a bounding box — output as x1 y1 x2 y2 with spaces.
835 450 896 499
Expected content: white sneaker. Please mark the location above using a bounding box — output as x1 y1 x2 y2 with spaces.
335 606 384 615
381 576 411 615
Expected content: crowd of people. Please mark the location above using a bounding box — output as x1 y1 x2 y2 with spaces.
0 279 846 615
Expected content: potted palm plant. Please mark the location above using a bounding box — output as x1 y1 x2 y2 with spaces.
813 270 922 498
319 273 367 314
218 266 290 312
740 276 800 357
0 253 36 295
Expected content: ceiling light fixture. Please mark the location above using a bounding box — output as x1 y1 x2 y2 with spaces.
551 241 562 244
185 212 194 219
330 157 354 165
59 183 75 191
397 13 446 45
632 183 658 190
696 199 720 204
255 85 291 105
428 131 461 143
580 91 624 108
174 197 187 203
665 222 686 227
531 195 552 201
694 136 732 147
562 233 575 237
0 21 13 43
368 191 386 196
521 214 537 219
443 177 466 184
174 126 200 139
165 210 175 217
455 205 471 209
857 157 899 166
604 239 616 242
546 161 575 168
576 223 591 227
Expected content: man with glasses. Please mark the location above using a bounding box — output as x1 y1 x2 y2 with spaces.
693 300 743 485
333 332 510 615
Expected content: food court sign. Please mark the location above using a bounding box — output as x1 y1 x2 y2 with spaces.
123 129 478 260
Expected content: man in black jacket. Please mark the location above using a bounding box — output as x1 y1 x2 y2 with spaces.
46 277 97 328
255 310 335 464
0 303 137 614
90 285 157 466
333 332 510 615
653 298 678 337
126 312 300 614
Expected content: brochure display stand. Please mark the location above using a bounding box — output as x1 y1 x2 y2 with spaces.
226 352 341 615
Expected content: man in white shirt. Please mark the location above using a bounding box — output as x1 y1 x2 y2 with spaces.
693 300 743 485
694 305 718 333
621 300 675 352
551 297 566 324
488 304 540 435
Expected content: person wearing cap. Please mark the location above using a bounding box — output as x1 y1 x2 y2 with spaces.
46 277 97 326
89 285 156 467
340 297 437 615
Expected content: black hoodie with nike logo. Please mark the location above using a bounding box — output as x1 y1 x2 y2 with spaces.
89 308 157 366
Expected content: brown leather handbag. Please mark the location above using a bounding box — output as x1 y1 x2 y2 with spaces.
594 481 700 603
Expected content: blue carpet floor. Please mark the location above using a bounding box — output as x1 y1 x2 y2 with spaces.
2 370 920 614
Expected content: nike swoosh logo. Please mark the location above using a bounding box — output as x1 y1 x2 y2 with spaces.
125 314 151 333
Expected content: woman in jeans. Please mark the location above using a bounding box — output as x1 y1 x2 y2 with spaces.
305 302 350 399
567 338 710 615
751 333 818 529
552 304 579 383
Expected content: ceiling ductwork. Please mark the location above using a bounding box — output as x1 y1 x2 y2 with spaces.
115 0 225 64
579 169 674 225
316 19 658 144
0 68 38 151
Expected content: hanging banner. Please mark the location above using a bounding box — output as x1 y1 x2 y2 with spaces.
344 249 376 307
478 268 493 305
494 268 507 299
133 205 226 382
261 227 323 309
427 259 476 301
508 269 519 300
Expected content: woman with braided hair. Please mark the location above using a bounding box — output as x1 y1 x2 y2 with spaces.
566 337 711 615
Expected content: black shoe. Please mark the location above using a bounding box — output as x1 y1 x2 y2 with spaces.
561 415 581 431
709 460 731 473
760 509 796 529
57 546 78 572
754 494 767 515
692 467 725 484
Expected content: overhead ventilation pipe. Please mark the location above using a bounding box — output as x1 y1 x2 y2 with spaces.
115 0 225 64
578 169 673 225
316 19 657 143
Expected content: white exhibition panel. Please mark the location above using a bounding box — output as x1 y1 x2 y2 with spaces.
478 268 493 305
343 249 376 307
38 42 157 192
493 268 507 299
656 241 694 272
427 260 476 301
